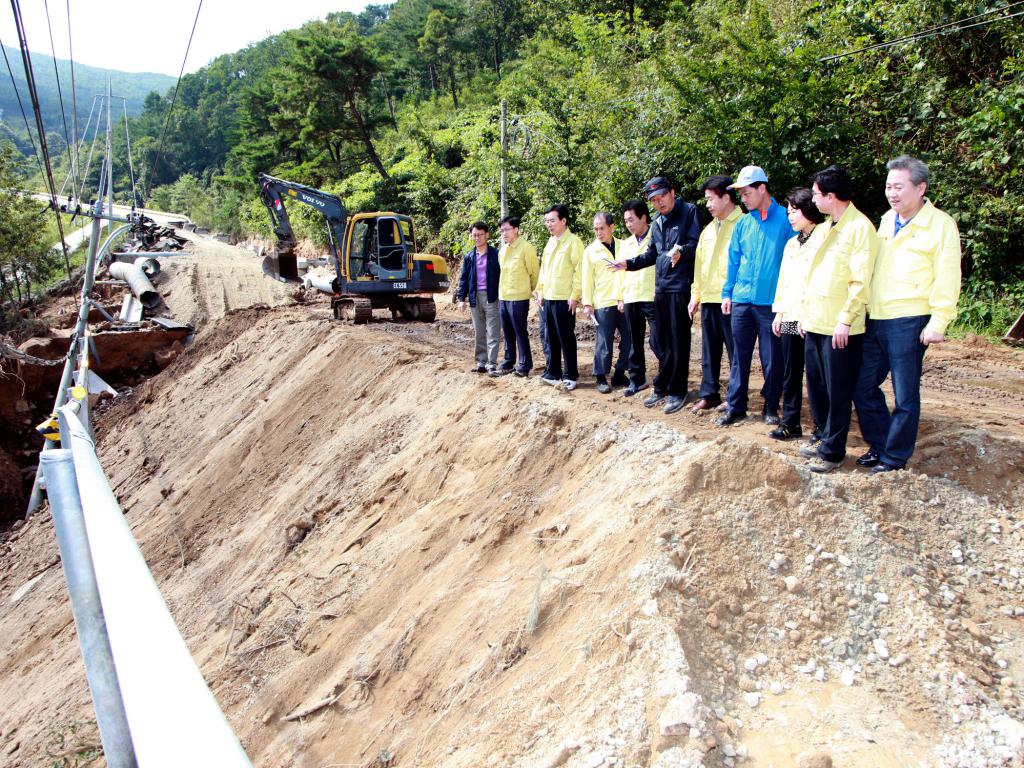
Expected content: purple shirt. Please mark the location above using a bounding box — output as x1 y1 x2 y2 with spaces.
475 248 488 293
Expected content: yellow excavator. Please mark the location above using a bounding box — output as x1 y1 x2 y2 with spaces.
259 173 449 322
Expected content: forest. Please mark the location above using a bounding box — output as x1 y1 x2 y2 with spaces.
4 0 1024 334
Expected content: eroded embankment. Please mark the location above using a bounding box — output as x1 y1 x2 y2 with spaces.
1 306 1022 768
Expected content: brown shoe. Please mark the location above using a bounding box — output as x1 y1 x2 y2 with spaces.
690 397 715 414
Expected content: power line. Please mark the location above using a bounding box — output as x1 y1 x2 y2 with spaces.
42 0 75 179
122 98 139 208
144 0 203 198
821 1 1024 62
66 0 81 205
0 36 45 177
9 0 75 288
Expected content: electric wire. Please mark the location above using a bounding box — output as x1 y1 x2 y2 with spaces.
66 0 81 206
122 98 139 209
58 93 95 197
0 35 45 177
144 0 203 198
77 96 102 203
42 0 75 181
821 1 1024 62
8 0 75 289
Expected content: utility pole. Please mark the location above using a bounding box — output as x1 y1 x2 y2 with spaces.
500 99 508 219
104 79 114 239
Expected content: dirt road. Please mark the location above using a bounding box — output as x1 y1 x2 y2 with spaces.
1 240 1022 768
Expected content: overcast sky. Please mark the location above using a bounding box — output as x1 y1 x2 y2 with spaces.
1 0 369 77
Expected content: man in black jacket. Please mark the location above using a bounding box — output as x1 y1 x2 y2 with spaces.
610 177 701 414
457 221 502 372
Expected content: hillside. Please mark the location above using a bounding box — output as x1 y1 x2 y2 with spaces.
1 239 1023 767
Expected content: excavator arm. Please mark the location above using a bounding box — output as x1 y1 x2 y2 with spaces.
258 173 348 286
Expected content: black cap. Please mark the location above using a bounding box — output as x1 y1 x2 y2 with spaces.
643 176 673 199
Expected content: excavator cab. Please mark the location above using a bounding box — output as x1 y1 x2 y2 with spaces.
348 214 414 281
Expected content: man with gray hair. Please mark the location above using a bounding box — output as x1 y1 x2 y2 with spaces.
853 155 962 474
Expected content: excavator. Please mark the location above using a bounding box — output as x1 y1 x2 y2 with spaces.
258 173 449 322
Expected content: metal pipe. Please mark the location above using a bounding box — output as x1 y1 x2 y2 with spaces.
133 256 161 276
108 261 160 309
40 447 138 768
60 405 253 767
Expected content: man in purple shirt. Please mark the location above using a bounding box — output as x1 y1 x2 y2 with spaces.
457 221 502 372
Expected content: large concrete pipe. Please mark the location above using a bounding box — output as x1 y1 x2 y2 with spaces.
109 261 160 309
303 273 336 294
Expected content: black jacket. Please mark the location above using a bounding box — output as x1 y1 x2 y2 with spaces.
626 198 701 293
457 245 500 306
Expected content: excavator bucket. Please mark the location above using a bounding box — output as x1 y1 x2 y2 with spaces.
1004 310 1024 346
261 246 301 283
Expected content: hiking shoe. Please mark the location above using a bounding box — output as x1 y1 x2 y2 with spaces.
513 369 528 378
596 377 612 394
856 449 880 467
624 380 650 397
663 396 686 415
562 379 578 391
716 409 746 426
769 424 803 441
808 457 842 473
489 368 513 378
798 444 819 459
643 392 666 408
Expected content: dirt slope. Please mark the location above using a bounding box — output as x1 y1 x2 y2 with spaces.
1 248 1023 767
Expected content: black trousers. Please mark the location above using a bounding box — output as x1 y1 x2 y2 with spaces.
698 302 733 403
543 299 578 381
780 332 806 430
652 291 691 397
804 331 864 463
624 300 659 385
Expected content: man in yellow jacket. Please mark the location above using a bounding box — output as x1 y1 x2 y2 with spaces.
582 212 628 393
798 165 878 473
536 204 584 390
618 199 657 396
689 175 743 413
492 215 539 378
854 155 962 474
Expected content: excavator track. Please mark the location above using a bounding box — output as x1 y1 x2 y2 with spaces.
333 296 373 324
406 297 436 322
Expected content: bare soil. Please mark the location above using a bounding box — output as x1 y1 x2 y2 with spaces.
1 237 1022 768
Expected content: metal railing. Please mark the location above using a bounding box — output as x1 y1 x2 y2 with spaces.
29 198 252 766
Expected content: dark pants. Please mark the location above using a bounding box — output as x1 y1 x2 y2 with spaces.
726 303 781 415
624 301 659 385
854 316 930 468
538 304 549 369
594 306 630 378
698 302 733 404
652 291 691 397
804 331 864 463
543 299 578 381
780 332 806 430
499 299 532 374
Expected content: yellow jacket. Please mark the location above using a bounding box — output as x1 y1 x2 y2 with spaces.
498 237 539 301
869 201 961 335
582 238 624 309
773 224 827 318
537 231 584 301
617 229 655 304
692 207 742 304
799 202 877 336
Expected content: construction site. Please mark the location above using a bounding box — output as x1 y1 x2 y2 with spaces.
1 230 1023 767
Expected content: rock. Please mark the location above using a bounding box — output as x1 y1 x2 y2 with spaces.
653 746 707 768
785 576 804 594
738 676 758 692
796 752 832 768
769 681 784 695
788 630 803 643
838 554 853 567
658 693 707 736
872 638 890 660
874 592 889 604
889 653 908 668
542 744 576 768
743 692 761 708
840 669 856 686
743 657 758 673
584 751 607 768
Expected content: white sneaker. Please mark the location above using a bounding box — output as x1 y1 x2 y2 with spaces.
562 379 577 391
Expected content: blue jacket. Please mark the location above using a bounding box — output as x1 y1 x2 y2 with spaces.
457 245 500 306
626 198 701 293
722 199 793 306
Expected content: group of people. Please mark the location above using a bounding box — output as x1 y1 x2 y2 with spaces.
455 155 961 474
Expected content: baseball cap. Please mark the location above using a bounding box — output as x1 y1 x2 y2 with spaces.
728 166 769 189
643 176 673 199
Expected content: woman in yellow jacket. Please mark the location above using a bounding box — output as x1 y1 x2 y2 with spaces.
770 188 827 441
799 166 878 473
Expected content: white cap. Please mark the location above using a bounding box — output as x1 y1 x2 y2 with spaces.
728 165 769 189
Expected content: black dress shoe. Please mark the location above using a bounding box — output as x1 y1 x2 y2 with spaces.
716 409 747 426
610 371 630 387
856 449 880 467
762 408 781 425
471 365 487 373
870 462 903 475
768 424 803 441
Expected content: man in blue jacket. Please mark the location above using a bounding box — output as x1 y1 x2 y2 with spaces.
718 166 793 426
457 221 501 372
611 176 701 414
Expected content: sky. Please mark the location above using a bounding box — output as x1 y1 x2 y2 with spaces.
0 0 369 77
